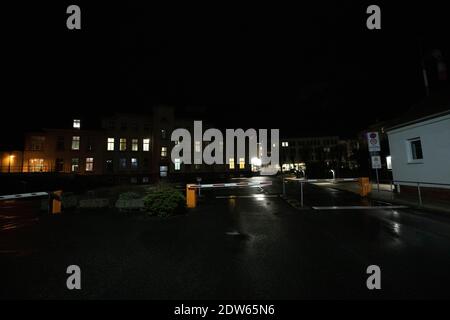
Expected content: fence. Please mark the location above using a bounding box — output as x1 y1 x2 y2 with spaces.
391 180 450 207
283 177 361 207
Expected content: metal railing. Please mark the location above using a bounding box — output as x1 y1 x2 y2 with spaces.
284 176 450 208
391 180 450 207
283 177 360 207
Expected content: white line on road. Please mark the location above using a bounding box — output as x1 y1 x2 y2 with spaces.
215 195 279 199
312 205 408 210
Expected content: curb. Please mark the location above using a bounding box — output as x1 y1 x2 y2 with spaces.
280 195 311 210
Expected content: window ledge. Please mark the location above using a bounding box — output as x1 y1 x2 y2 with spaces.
407 161 424 165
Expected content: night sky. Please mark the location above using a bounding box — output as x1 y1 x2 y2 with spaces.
2 1 449 149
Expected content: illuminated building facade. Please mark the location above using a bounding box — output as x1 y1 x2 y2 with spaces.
6 106 253 182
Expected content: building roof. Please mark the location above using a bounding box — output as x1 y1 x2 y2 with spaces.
385 90 450 132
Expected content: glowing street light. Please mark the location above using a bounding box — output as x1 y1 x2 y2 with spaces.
8 154 15 173
330 169 335 180
251 157 262 167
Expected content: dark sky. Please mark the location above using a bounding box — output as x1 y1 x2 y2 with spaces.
1 1 449 149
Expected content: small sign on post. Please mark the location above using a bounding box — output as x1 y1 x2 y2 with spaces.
371 155 382 169
367 132 381 192
367 132 381 152
196 177 202 196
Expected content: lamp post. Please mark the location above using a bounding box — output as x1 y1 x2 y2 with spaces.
8 154 14 173
330 169 335 181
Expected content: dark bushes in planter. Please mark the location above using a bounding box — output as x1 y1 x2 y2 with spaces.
118 192 141 201
143 185 186 217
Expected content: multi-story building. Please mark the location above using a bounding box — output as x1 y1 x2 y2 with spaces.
18 106 253 183
6 106 362 182
280 136 360 178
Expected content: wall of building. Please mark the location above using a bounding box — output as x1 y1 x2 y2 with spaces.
387 113 450 187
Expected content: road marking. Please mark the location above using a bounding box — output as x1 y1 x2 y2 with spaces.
215 195 279 199
225 231 241 236
0 192 48 201
190 181 272 189
312 205 408 210
373 200 394 205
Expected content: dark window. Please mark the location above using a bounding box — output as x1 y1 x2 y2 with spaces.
56 136 65 151
106 159 113 173
410 139 424 160
86 137 94 151
55 159 64 172
119 158 127 169
31 136 45 151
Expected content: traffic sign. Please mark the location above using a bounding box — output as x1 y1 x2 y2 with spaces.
371 155 382 169
367 132 381 152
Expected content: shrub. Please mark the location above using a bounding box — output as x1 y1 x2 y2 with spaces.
143 185 186 217
118 192 142 201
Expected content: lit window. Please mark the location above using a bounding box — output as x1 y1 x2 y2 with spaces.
229 158 235 169
282 142 289 147
195 141 201 153
143 138 150 151
239 157 245 169
86 158 94 172
71 158 79 172
120 138 127 151
73 119 81 129
174 158 181 171
131 158 138 169
409 138 423 161
160 166 168 177
132 139 138 151
119 158 127 169
107 138 115 151
161 147 168 158
72 136 80 150
29 159 44 172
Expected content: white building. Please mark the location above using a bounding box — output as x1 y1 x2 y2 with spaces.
387 110 450 199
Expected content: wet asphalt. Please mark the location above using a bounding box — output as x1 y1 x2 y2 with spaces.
1 177 450 299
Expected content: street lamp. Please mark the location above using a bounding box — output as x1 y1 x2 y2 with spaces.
330 169 335 180
8 154 14 173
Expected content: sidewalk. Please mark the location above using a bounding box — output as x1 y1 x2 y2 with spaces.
324 181 450 215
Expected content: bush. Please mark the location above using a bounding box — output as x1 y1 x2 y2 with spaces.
118 192 142 201
143 185 186 217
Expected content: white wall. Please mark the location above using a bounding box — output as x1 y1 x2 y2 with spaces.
387 113 450 187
